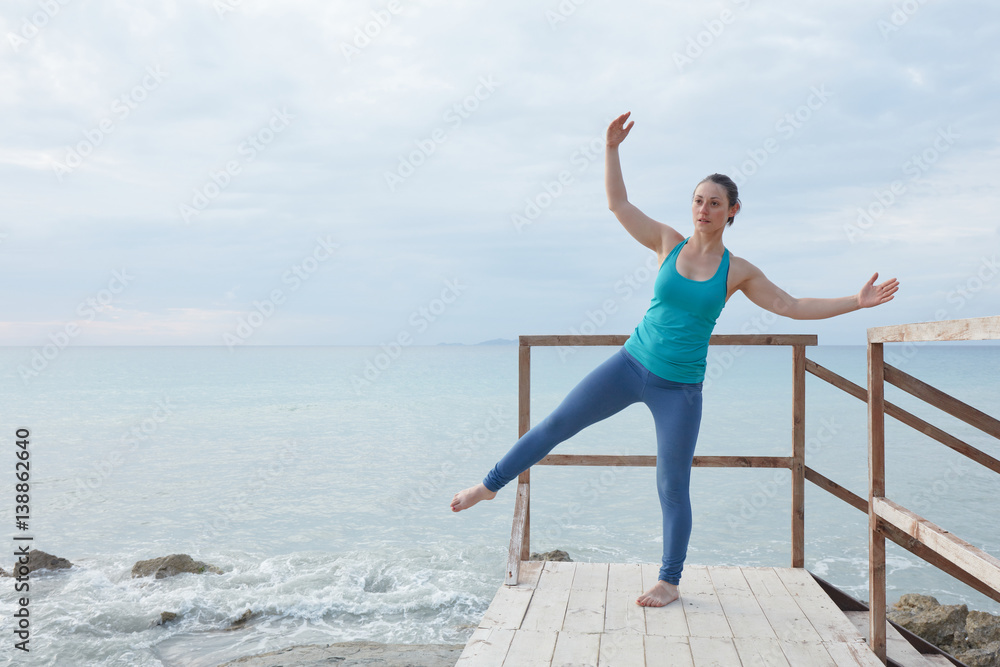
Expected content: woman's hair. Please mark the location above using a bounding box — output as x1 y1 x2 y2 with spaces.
694 174 741 226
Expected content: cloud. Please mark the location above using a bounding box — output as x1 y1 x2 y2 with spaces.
0 0 997 346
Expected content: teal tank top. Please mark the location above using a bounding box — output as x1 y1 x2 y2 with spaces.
623 238 729 383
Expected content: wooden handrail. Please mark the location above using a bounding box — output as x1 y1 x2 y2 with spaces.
507 333 812 587
519 333 818 347
537 454 792 468
867 315 1000 343
805 358 1000 475
873 498 1000 592
804 466 866 513
866 318 1000 663
505 324 999 667
884 363 1000 439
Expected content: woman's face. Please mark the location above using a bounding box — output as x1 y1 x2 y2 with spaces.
692 181 738 230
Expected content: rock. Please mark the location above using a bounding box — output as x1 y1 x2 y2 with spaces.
131 554 222 579
215 641 465 667
957 610 1000 667
955 644 1000 667
0 550 72 577
529 549 572 562
226 609 260 631
153 612 178 627
25 550 72 574
888 593 1000 666
966 610 1000 646
888 594 967 648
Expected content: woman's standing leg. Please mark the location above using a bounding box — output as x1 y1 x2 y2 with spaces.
451 348 645 511
636 379 703 606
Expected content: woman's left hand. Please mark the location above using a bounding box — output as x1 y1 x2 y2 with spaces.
858 272 899 308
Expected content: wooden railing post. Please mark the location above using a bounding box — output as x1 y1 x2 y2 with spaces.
518 340 531 562
868 340 887 663
791 344 806 568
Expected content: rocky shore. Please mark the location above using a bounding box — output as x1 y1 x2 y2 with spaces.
889 594 1000 667
9 550 1000 666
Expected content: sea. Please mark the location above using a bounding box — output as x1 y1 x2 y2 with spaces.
1 343 997 666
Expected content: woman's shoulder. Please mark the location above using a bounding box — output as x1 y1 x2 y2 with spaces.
726 253 764 284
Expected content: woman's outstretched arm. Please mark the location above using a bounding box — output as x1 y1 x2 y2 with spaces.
605 112 683 258
732 256 899 320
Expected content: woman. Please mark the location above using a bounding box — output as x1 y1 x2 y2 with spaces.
451 111 899 608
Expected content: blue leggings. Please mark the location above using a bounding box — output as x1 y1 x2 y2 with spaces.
483 346 702 585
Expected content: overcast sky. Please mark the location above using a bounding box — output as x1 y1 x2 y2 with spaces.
1 0 998 348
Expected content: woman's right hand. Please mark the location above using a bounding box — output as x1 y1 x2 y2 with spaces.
606 111 634 149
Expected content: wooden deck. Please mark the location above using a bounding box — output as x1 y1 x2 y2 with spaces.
457 562 889 667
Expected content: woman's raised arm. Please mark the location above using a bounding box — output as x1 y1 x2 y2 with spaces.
732 256 899 319
605 112 683 258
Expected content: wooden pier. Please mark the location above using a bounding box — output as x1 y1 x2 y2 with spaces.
456 561 953 666
459 318 1000 666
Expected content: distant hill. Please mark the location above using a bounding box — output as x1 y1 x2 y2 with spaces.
476 338 517 345
435 338 517 346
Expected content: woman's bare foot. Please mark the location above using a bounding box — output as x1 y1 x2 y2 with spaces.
450 483 497 512
636 580 679 607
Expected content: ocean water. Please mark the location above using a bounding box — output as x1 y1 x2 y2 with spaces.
1 343 998 666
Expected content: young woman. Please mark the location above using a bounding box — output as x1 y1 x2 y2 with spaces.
451 111 899 607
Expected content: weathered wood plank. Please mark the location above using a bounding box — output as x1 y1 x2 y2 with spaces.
551 631 601 666
563 587 608 634
805 358 868 402
455 626 515 666
873 497 1000 591
777 640 838 666
517 343 531 567
572 562 609 590
792 345 806 569
518 334 818 347
709 567 777 640
879 521 1000 605
733 636 791 666
521 334 629 347
480 585 535 630
644 635 694 666
598 632 645 666
867 340 887 662
804 466 867 513
607 562 644 592
688 636 741 665
506 482 530 586
537 561 577 590
518 560 544 588
536 455 792 468
520 582 571 633
680 566 732 638
741 567 823 644
603 595 645 635
503 629 557 667
772 568 861 644
605 564 645 634
845 610 940 667
823 640 886 667
641 563 688 637
867 315 1000 343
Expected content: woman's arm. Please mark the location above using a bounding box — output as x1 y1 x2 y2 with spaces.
733 257 899 320
605 112 683 257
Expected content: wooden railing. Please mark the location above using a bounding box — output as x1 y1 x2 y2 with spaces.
864 316 1000 662
505 333 816 586
505 317 1000 665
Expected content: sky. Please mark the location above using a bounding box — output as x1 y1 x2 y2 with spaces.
1 0 998 348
